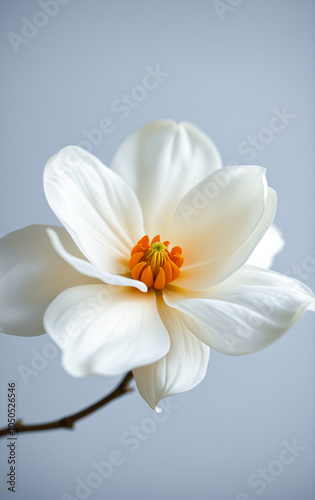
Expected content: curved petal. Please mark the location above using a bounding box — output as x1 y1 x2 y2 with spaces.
111 120 222 236
43 285 170 376
133 295 210 410
246 224 285 268
170 166 276 289
47 229 147 292
44 146 145 274
0 225 96 336
163 266 315 355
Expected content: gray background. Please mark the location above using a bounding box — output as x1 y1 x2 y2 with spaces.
0 1 314 499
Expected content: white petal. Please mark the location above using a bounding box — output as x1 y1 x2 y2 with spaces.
43 285 170 376
163 266 315 355
47 229 147 292
0 225 96 336
246 224 285 268
133 295 210 410
44 146 145 274
111 120 222 236
170 166 276 289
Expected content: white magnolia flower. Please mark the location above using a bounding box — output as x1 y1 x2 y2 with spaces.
1 121 314 410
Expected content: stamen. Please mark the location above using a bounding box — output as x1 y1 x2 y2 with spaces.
138 235 150 246
163 261 173 283
141 265 154 288
131 244 145 256
150 235 161 244
129 252 145 269
129 234 184 290
154 267 166 290
131 261 147 281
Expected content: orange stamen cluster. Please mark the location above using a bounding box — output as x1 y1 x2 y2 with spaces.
129 235 184 290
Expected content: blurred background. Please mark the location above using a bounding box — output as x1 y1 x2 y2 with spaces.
0 1 314 499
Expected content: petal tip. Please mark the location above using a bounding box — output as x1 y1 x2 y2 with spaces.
137 281 148 293
46 227 59 247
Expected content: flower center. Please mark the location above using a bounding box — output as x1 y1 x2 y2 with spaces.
129 235 184 290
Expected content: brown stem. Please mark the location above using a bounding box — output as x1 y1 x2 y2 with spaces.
0 371 133 437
